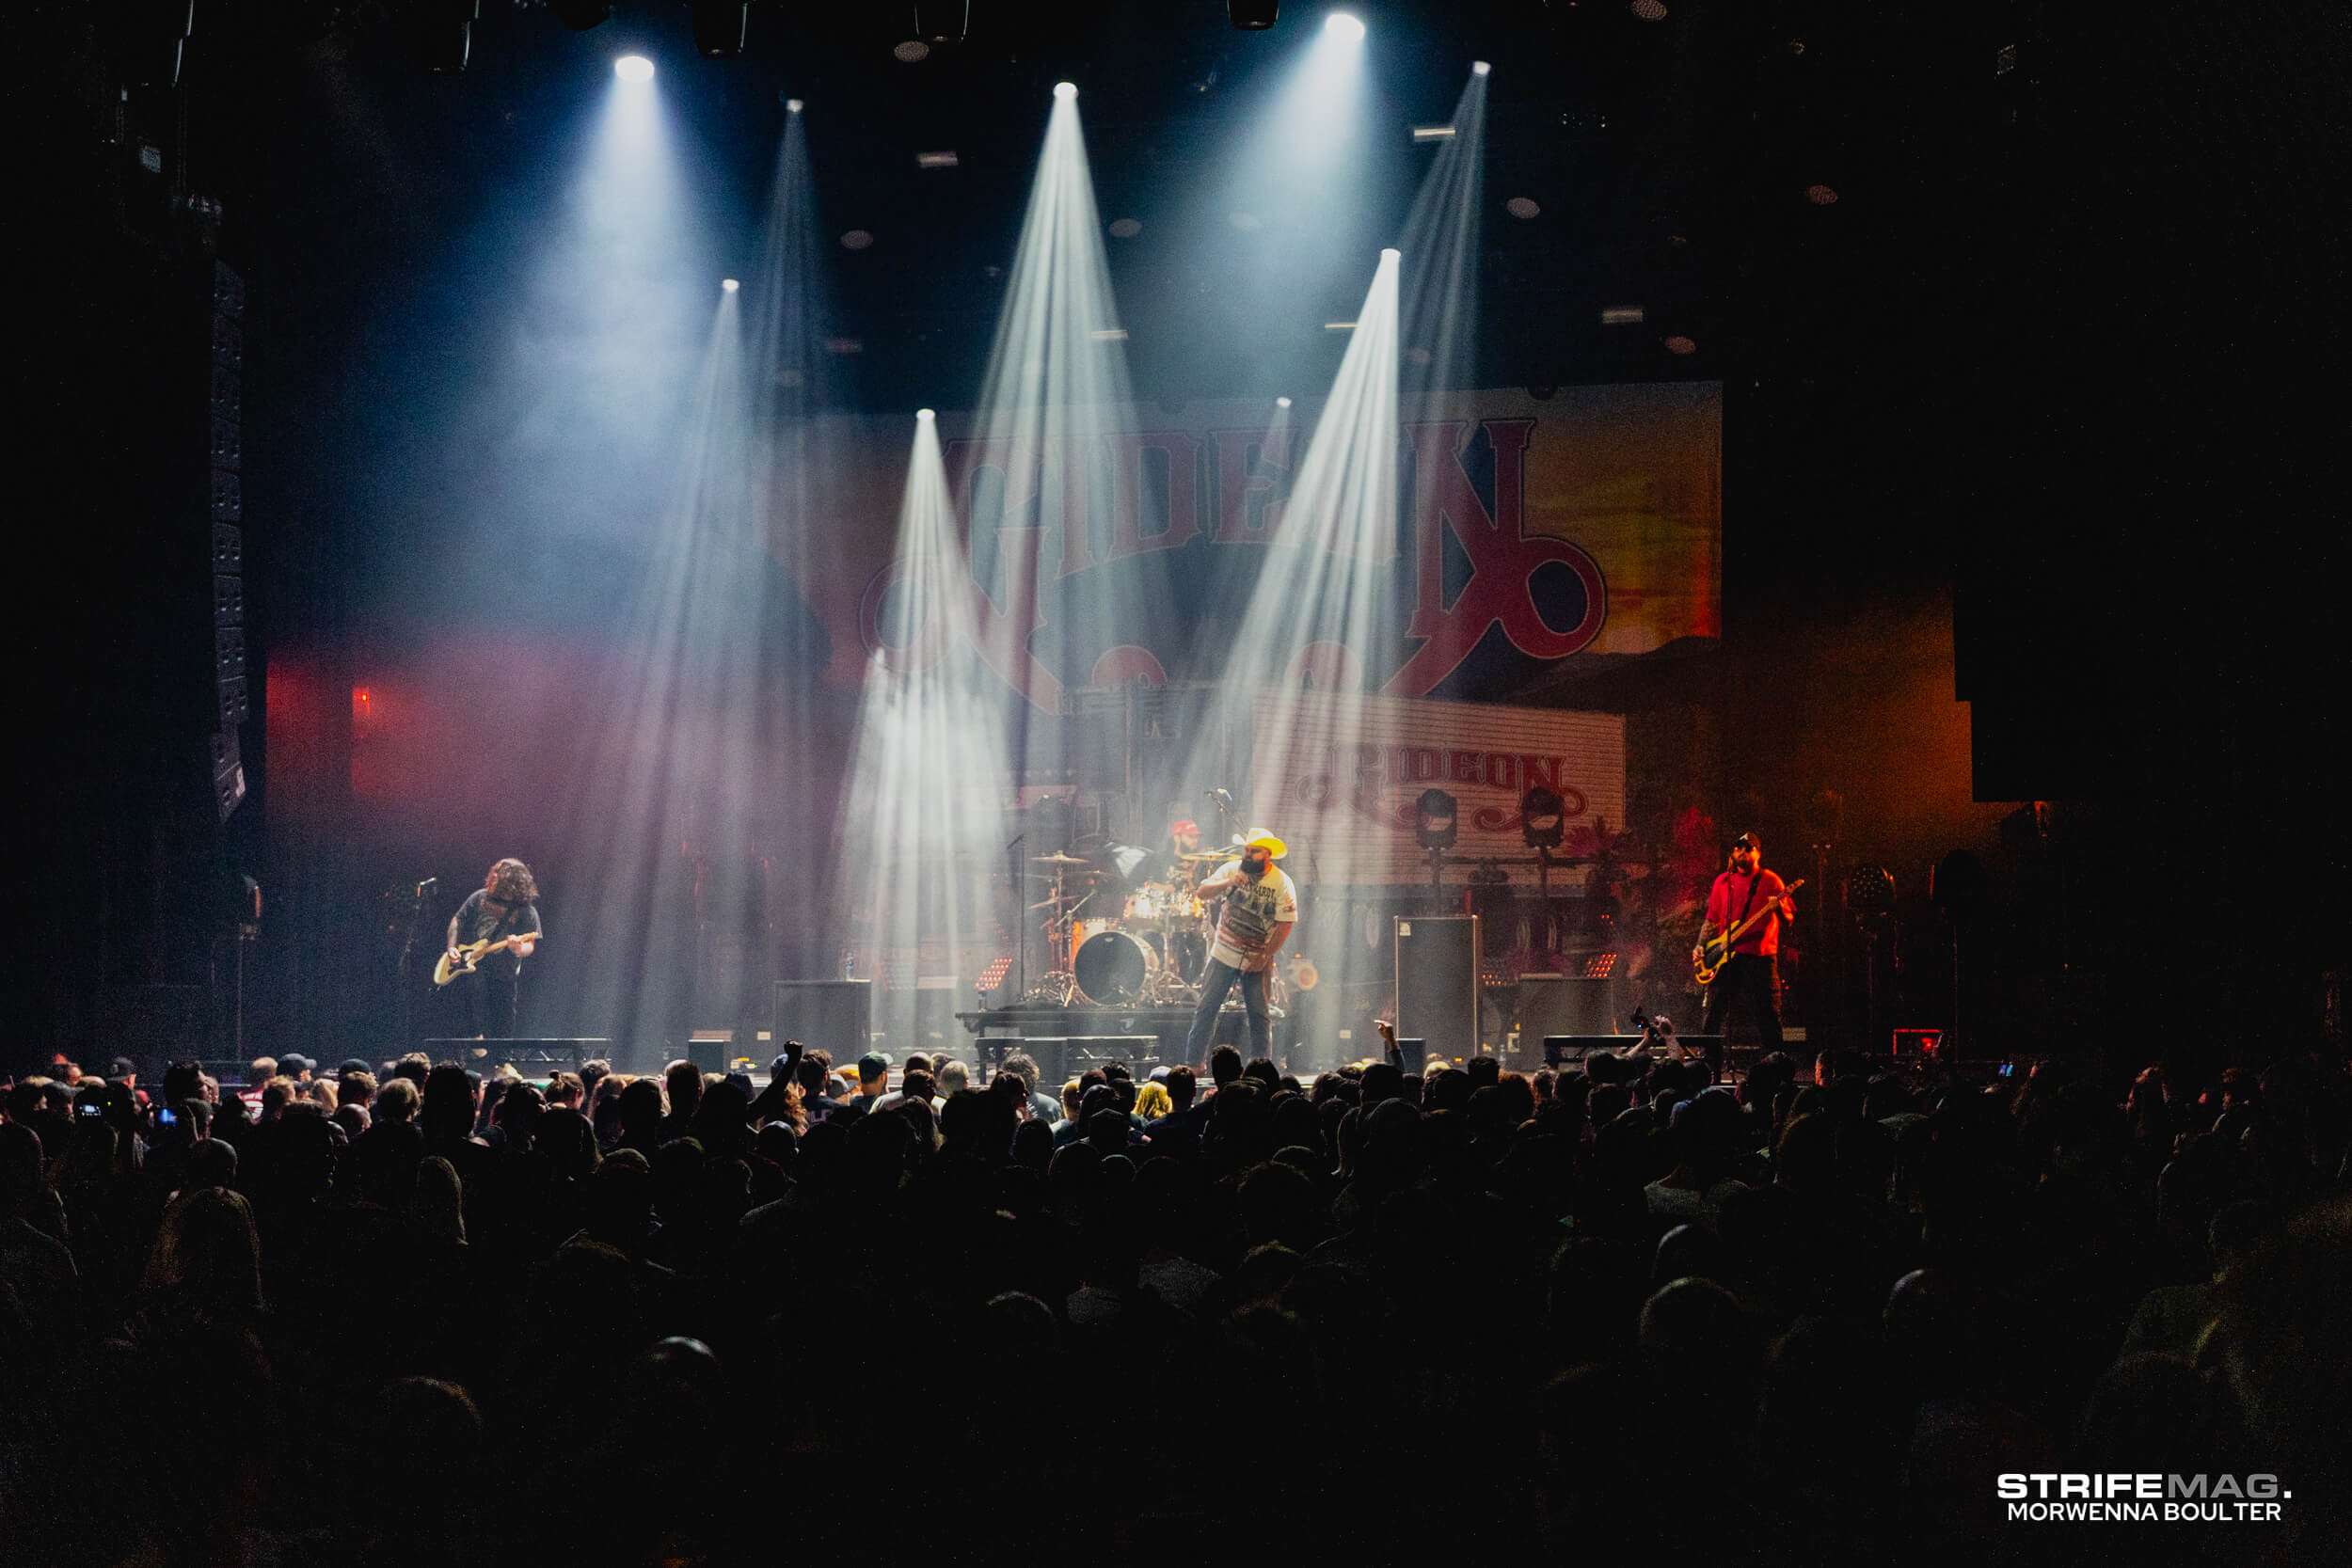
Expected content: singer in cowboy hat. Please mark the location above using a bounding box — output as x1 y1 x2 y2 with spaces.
1181 828 1297 1065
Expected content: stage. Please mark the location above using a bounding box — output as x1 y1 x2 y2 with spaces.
957 1005 1294 1080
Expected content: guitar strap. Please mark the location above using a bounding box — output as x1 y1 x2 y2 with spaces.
1725 871 1764 958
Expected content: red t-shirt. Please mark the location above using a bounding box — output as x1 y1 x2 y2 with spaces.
1707 869 1788 957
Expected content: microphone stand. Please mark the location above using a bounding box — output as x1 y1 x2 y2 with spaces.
1005 834 1025 1006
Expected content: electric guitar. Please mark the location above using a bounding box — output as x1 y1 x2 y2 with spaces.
434 930 547 988
1692 878 1803 986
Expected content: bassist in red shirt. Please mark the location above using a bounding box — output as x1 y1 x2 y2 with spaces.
1693 832 1795 1069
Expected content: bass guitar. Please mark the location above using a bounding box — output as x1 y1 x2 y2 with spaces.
434 930 547 988
1692 878 1803 987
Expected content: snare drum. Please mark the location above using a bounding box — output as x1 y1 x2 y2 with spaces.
1074 928 1160 1006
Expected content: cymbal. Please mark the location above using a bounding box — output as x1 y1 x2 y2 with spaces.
1178 851 1227 863
1031 852 1091 864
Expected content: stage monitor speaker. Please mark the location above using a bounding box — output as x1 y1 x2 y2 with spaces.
1065 1036 1158 1070
1517 974 1623 1043
1542 1036 1724 1071
416 1038 613 1072
1396 914 1480 1057
1012 1037 1068 1086
771 979 872 1061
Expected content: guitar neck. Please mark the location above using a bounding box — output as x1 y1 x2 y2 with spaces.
1717 878 1801 948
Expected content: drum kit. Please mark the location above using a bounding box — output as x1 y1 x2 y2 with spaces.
1024 845 1234 1007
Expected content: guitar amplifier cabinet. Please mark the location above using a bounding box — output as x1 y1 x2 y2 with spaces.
771 979 872 1061
1395 915 1481 1058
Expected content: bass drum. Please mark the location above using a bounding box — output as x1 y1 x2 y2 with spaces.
1074 928 1160 1006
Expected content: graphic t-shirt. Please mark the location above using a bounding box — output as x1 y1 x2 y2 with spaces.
1705 869 1788 957
1207 862 1297 970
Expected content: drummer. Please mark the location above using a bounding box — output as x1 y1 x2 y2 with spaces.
1146 818 1203 885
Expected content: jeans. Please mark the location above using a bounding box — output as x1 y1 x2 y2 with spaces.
1184 958 1269 1064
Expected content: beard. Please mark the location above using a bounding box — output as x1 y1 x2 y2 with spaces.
1241 852 1268 879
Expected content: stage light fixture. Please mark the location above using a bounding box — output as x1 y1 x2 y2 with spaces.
551 0 611 28
1089 328 1129 341
1664 334 1696 355
1805 183 1840 205
614 55 655 82
1505 196 1540 219
1326 11 1366 40
721 277 739 292
690 2 747 58
916 408 935 421
1380 246 1400 261
1630 0 1668 18
1520 784 1565 849
1415 789 1458 850
915 150 961 168
421 0 478 75
1600 306 1645 325
1275 395 1292 407
784 97 803 112
1107 217 1142 237
1230 0 1279 26
1412 123 1457 142
1472 60 1491 75
839 230 874 249
895 40 930 61
1054 81 1078 100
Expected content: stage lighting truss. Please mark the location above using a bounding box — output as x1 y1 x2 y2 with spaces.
1416 788 1458 851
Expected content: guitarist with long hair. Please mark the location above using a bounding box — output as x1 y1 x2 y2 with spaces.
442 858 543 1038
1692 832 1794 1072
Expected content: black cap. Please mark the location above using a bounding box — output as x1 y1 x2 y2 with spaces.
1731 832 1761 851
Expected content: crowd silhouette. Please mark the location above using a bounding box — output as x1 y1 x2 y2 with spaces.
3 1037 2345 1566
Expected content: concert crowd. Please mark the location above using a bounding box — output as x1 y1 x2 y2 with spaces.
3 1037 2346 1566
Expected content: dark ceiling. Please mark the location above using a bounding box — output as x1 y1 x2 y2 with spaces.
26 0 2352 803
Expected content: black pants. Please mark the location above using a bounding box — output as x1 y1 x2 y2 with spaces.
447 964 519 1038
1701 953 1783 1067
